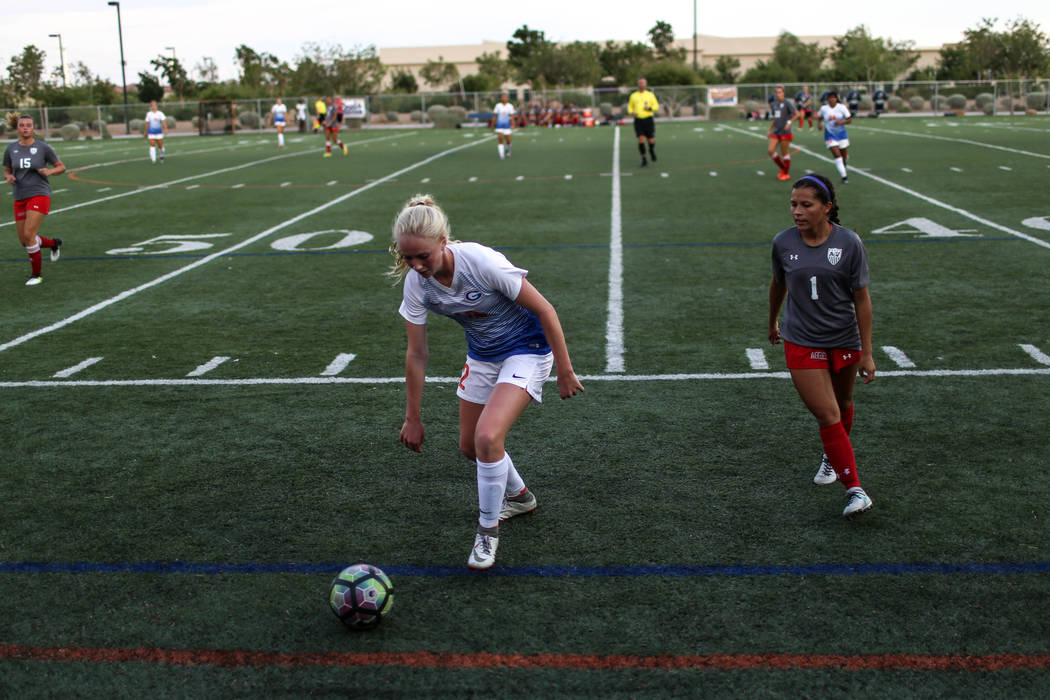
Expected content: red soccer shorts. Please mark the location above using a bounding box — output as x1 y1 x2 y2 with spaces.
784 340 860 373
13 196 51 220
771 133 794 142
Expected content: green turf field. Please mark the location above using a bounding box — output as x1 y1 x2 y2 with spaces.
2 116 1049 697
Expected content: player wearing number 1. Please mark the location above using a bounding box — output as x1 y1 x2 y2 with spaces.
768 173 875 517
3 113 65 286
391 195 584 570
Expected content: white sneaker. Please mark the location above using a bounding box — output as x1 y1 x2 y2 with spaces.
813 454 837 485
26 275 42 286
467 531 499 570
843 487 873 517
499 489 537 522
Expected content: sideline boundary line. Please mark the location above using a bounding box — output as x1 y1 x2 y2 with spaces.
605 125 625 372
1 366 1048 388
0 136 488 354
2 644 1049 671
719 124 1050 250
852 124 1050 159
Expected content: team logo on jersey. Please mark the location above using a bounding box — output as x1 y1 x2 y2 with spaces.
827 248 843 265
463 290 483 303
30 147 38 155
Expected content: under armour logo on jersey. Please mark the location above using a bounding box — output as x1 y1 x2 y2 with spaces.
789 254 799 261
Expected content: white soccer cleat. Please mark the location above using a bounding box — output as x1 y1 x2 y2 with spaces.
50 238 62 262
467 532 499 570
25 275 42 286
499 489 537 522
843 486 873 517
814 454 837 485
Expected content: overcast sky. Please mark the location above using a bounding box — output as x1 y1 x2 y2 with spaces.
4 1 1049 86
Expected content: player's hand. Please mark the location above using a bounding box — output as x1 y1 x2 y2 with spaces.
857 356 876 384
399 418 424 453
4 173 15 185
557 371 584 399
768 322 782 345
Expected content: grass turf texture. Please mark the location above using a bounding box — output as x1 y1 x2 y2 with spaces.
1 117 1049 696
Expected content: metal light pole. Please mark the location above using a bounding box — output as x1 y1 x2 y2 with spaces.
48 33 67 88
165 46 177 99
108 1 130 134
692 0 698 72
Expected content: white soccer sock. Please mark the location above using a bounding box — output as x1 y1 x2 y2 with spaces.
25 241 40 254
476 455 510 529
278 133 284 146
498 143 505 158
149 146 156 163
503 453 525 496
834 156 847 178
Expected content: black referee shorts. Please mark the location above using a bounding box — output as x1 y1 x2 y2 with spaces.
633 116 655 139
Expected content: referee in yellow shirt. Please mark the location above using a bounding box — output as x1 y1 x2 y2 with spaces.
627 78 660 167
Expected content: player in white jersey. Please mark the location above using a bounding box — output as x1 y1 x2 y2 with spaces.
391 194 584 570
268 98 288 148
817 92 853 183
768 173 875 517
490 92 516 160
144 100 167 164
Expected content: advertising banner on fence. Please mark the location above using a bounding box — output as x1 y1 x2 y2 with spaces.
709 87 738 107
342 98 367 119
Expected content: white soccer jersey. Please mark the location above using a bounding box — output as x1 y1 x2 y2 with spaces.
271 103 288 123
819 103 851 142
399 242 550 361
145 110 166 135
493 103 516 130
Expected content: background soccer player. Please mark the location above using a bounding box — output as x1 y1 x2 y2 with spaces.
490 92 516 160
144 100 167 164
268 98 288 148
3 113 65 286
817 92 853 183
767 85 797 180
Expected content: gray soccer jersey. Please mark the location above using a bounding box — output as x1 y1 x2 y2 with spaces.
771 224 870 349
770 99 797 135
3 139 59 200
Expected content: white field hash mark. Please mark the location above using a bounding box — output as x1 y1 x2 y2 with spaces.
1019 344 1050 365
0 137 493 354
53 357 103 378
746 348 769 370
187 356 231 377
882 346 916 368
321 353 357 376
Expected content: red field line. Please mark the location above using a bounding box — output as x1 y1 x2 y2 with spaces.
3 645 1049 671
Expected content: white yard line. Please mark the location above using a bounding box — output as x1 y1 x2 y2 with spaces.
604 125 625 373
720 125 1050 251
1019 344 1050 365
0 131 417 230
0 136 489 354
852 125 1050 160
3 366 1048 389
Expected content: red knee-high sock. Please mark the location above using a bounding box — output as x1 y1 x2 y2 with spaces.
819 421 860 489
771 154 785 172
783 155 791 175
37 235 55 248
28 249 42 275
842 403 854 435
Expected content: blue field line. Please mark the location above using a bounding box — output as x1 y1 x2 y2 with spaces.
0 236 1022 265
2 560 1048 577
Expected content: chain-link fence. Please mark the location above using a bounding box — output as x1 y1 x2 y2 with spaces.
3 79 1048 140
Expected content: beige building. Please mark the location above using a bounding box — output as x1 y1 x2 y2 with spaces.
378 34 942 90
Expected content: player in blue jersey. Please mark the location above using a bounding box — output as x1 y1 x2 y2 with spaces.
391 194 584 570
268 98 288 148
144 100 167 164
817 92 853 183
490 92 516 160
768 173 875 517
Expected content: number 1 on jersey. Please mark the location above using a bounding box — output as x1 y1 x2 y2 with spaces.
809 275 819 300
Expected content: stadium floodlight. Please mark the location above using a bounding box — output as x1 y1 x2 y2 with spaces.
108 1 130 135
48 34 66 88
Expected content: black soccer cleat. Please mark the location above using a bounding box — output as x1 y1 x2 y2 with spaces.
50 238 62 262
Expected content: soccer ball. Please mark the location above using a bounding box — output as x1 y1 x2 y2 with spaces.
329 564 394 629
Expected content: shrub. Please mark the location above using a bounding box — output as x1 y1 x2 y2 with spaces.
930 95 947 111
165 116 176 129
129 118 145 133
191 116 200 128
947 94 967 110
858 96 873 111
908 96 925 111
898 104 912 113
447 105 467 122
1026 92 1048 111
982 101 995 116
60 123 81 141
385 111 399 123
708 106 744 120
97 120 112 139
975 93 995 109
410 110 424 123
887 96 904 111
743 100 763 114
599 103 614 117
238 111 260 129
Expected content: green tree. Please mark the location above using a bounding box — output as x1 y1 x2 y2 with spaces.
740 59 797 84
420 56 460 90
195 57 220 83
771 32 827 82
599 41 654 84
7 45 47 101
714 55 740 83
150 55 192 99
234 44 288 94
506 25 552 76
829 25 918 81
387 68 418 94
648 20 684 61
639 59 698 86
136 71 164 103
292 43 384 95
476 51 511 86
999 17 1050 77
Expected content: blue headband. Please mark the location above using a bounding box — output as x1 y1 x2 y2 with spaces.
798 175 832 201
